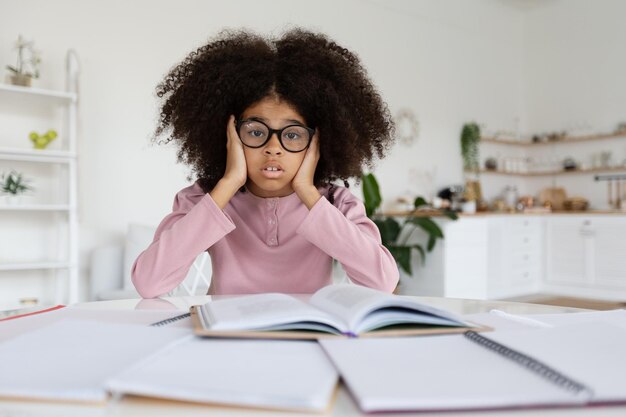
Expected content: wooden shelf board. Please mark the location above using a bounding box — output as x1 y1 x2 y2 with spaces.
474 166 626 176
481 132 626 146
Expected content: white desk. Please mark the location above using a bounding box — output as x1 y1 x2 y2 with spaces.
1 296 624 417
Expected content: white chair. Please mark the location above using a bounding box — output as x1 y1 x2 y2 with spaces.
90 223 212 300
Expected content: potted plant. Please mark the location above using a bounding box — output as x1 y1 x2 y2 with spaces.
1 170 32 204
461 122 481 173
460 122 482 210
5 35 41 87
361 173 457 276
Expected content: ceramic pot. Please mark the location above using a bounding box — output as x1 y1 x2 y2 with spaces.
8 74 32 87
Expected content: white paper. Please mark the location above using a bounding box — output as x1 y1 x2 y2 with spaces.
489 322 626 402
521 309 626 330
320 335 580 412
0 308 193 343
107 338 338 412
0 319 189 402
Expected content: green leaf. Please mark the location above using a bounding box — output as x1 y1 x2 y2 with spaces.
413 244 426 265
407 217 444 238
387 245 412 275
441 209 458 220
374 218 401 245
413 196 428 209
361 173 381 217
427 234 437 252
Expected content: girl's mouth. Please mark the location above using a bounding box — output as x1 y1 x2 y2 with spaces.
261 165 284 178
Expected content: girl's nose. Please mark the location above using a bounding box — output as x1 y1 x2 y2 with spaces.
264 132 284 155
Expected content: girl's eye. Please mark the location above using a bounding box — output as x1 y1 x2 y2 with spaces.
250 130 265 137
284 132 300 140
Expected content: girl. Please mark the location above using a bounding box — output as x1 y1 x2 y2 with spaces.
132 29 399 298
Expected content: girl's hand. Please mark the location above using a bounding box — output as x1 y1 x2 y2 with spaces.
222 115 247 189
292 131 322 209
210 115 247 209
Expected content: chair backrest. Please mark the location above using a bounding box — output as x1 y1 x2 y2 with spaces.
124 223 212 296
174 251 212 296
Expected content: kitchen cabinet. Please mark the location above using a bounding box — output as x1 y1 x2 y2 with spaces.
487 216 543 299
403 214 626 301
406 216 542 299
545 215 626 298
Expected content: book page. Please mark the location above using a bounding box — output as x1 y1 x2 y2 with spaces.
310 284 469 333
201 293 347 333
0 319 189 402
107 338 339 412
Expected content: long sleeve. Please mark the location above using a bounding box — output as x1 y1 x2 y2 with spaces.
131 185 235 298
296 189 399 293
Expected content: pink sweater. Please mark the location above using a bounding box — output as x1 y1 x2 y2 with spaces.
131 182 399 297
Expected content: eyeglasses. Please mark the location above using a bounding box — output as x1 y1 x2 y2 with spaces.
236 118 314 153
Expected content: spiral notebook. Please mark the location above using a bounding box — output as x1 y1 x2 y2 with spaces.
320 322 626 412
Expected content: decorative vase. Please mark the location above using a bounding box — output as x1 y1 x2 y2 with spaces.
4 194 23 205
7 74 32 87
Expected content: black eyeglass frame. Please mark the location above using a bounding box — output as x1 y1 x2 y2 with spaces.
235 118 315 153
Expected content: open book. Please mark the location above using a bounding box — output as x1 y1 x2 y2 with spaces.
190 284 483 339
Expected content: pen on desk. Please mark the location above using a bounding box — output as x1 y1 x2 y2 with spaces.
489 309 553 328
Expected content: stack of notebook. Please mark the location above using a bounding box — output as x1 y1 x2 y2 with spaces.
1 285 625 413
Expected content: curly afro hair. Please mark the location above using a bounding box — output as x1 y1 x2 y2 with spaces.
154 28 395 192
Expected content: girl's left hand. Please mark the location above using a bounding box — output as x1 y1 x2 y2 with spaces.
292 131 321 208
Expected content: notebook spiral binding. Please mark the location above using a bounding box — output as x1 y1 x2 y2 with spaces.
150 313 191 327
464 331 593 397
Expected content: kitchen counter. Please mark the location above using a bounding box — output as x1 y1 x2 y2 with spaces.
384 209 626 217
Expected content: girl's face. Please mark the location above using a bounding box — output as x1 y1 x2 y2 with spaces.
240 96 309 198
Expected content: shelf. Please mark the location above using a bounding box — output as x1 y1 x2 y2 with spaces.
0 262 72 272
475 166 626 177
481 132 626 146
0 83 77 103
0 204 72 211
0 51 80 309
0 147 76 163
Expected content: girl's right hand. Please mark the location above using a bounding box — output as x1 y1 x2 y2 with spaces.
222 115 247 190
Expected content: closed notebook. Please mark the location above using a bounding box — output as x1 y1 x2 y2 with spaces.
320 322 626 412
106 338 339 413
191 283 485 339
0 318 338 412
0 319 189 403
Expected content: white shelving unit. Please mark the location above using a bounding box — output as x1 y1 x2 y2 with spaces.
0 51 80 309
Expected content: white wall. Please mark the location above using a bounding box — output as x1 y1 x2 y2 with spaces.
2 0 622 303
521 0 626 209
0 0 526 302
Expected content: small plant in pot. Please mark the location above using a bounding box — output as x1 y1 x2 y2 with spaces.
1 170 32 204
5 35 41 87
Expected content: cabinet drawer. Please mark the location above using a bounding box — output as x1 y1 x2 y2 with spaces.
508 250 541 269
505 218 543 235
506 233 541 251
509 266 540 286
